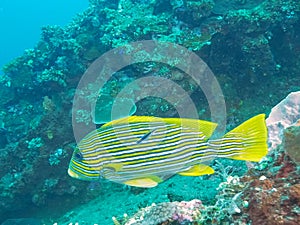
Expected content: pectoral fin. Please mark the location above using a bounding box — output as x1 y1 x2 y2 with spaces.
106 163 123 172
178 164 215 176
124 176 163 188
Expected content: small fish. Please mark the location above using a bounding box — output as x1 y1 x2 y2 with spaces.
68 114 268 188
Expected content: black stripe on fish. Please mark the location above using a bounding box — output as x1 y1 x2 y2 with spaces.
136 129 156 144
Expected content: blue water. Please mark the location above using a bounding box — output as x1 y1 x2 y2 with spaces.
0 0 88 72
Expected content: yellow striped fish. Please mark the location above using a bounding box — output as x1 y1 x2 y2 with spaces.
68 114 268 188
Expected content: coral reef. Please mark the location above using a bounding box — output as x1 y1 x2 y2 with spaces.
266 91 300 150
242 173 300 225
233 93 300 224
109 91 300 225
0 0 299 223
283 120 300 164
119 199 202 225
111 175 248 225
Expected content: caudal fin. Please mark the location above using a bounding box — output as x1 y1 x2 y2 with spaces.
209 114 268 162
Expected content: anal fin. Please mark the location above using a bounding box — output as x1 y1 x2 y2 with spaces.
124 176 163 188
178 164 215 176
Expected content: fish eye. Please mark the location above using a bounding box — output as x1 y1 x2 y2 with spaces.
75 152 83 160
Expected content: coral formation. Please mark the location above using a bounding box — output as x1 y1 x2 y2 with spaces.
0 0 299 224
120 199 202 225
283 120 300 164
110 90 300 225
266 91 300 150
242 174 300 225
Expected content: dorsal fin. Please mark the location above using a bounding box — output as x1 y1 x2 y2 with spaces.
162 117 217 140
102 116 217 140
102 116 153 127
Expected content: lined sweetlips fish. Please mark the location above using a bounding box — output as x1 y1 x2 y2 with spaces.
68 114 268 188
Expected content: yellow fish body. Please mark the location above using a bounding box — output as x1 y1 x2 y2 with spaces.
68 114 268 188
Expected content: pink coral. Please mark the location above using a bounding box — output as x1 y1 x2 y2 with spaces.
266 91 300 150
124 199 203 225
171 199 202 223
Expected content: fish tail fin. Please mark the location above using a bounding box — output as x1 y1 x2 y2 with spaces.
210 114 268 162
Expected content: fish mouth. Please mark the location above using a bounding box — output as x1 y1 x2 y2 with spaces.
68 168 80 178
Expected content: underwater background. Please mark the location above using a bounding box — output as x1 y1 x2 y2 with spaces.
0 0 88 71
0 0 299 225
